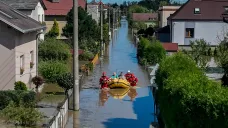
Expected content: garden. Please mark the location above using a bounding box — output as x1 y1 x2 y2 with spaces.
153 36 228 127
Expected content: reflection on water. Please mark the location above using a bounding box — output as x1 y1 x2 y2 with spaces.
99 87 138 106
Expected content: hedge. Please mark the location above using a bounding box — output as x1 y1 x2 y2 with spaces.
155 52 228 128
137 37 166 66
38 38 71 62
0 90 36 110
38 61 69 83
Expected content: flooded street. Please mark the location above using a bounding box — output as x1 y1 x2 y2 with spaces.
66 20 156 128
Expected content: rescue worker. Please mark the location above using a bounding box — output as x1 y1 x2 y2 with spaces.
99 72 109 89
125 70 132 81
130 76 138 86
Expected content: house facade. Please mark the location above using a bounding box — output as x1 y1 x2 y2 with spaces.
87 0 108 24
132 13 158 28
168 0 228 48
0 0 46 40
0 2 45 90
43 0 86 39
158 6 180 28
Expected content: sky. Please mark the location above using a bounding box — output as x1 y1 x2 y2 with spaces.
87 0 187 4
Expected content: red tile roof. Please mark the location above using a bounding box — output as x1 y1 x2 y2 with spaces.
162 43 178 52
168 0 228 21
132 13 158 22
43 0 86 15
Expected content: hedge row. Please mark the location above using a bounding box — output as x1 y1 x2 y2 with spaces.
155 52 228 128
137 37 166 66
0 90 36 110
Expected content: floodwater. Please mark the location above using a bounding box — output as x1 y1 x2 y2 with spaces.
66 20 156 128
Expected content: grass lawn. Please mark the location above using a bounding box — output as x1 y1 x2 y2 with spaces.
38 83 65 106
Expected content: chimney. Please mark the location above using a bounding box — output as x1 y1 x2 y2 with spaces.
51 0 60 3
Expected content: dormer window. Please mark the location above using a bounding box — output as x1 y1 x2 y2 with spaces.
194 8 200 14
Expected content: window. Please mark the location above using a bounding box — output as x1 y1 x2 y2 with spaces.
30 51 34 63
38 15 40 22
185 28 194 38
30 51 34 69
42 14 44 22
20 55 24 75
194 8 200 14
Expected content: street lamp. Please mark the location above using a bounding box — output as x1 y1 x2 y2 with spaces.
222 10 228 23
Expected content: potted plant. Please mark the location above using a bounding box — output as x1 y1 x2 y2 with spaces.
20 68 24 75
31 76 44 93
30 62 34 69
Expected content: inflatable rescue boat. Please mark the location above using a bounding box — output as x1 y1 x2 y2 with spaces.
108 79 130 89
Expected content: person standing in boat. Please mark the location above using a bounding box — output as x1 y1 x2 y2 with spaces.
110 72 118 79
99 72 109 89
118 72 125 79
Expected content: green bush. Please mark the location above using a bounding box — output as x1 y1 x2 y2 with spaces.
1 102 42 127
38 38 71 62
79 51 94 61
14 81 27 91
137 37 166 65
38 61 69 83
155 52 228 128
56 73 73 95
0 90 36 110
85 62 94 70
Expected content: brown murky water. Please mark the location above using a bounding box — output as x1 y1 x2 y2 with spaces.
66 20 156 128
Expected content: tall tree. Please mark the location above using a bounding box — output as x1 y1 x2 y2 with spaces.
214 36 228 86
62 7 100 41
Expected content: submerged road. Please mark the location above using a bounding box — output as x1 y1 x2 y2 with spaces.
66 20 156 128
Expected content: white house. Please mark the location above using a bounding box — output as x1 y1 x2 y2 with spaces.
0 2 46 90
0 0 46 40
87 0 108 24
168 0 228 49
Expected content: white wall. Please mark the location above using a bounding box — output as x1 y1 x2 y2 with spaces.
171 21 185 45
87 5 99 23
172 21 228 45
30 2 45 40
15 32 37 89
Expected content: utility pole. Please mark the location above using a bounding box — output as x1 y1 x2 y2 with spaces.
113 8 115 32
100 0 104 57
73 0 79 111
108 4 110 40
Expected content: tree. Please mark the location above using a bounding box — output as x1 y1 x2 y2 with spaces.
45 19 59 38
188 39 211 69
144 27 155 37
214 37 228 86
56 73 73 97
62 7 100 42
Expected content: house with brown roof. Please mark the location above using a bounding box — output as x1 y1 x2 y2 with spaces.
43 0 86 39
132 13 158 28
162 43 178 56
0 1 46 90
168 0 228 49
